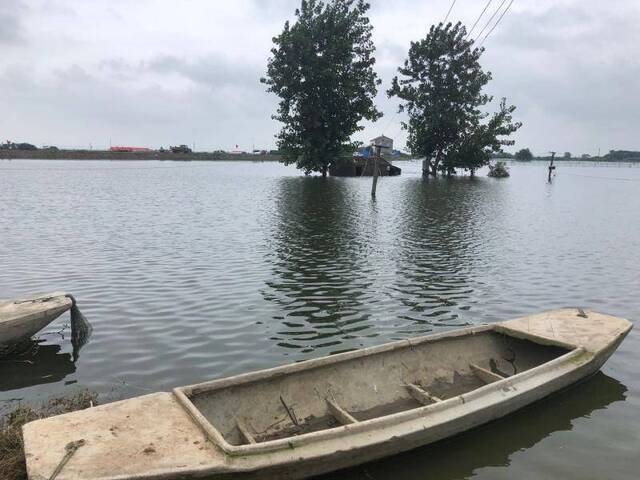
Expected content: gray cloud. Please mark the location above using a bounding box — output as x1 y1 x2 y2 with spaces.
0 0 28 44
144 54 261 89
0 14 23 44
0 58 277 150
1 0 639 154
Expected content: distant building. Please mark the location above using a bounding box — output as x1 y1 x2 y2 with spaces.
370 135 393 156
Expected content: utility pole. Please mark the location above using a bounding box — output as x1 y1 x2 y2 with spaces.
548 151 556 182
371 145 381 198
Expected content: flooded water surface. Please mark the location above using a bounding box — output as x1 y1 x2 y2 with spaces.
1 159 638 479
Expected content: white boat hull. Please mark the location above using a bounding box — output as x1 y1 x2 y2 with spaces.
23 309 632 480
0 292 72 349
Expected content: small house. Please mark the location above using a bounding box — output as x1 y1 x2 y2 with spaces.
370 135 394 156
329 135 401 176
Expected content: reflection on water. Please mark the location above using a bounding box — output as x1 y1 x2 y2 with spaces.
320 372 627 480
261 176 505 353
0 340 76 392
391 178 494 328
263 177 376 353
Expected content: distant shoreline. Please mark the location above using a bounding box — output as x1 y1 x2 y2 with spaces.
1 150 639 164
0 150 416 162
0 150 284 162
500 158 640 163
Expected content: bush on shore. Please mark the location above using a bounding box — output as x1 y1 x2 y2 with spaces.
0 390 98 480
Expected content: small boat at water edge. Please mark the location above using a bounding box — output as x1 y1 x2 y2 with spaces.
23 309 632 480
0 292 72 351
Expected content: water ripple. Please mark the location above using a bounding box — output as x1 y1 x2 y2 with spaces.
1 161 639 478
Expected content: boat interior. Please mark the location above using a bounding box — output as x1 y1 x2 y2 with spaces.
184 329 572 446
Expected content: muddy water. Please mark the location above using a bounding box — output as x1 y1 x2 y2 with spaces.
0 159 638 478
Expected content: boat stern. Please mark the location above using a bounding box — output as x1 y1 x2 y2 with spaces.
22 393 226 480
497 308 632 366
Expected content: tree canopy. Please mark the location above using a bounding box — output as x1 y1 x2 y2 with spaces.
0 142 38 151
514 148 533 161
388 22 521 176
261 0 382 176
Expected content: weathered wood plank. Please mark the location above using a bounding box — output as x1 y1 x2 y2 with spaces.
235 418 256 444
326 399 358 425
405 384 442 404
470 363 505 384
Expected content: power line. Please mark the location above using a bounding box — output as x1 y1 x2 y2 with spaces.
443 0 457 24
381 110 399 136
474 0 508 42
466 0 493 38
478 0 515 47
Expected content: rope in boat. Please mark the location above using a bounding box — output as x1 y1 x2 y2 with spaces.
49 439 86 480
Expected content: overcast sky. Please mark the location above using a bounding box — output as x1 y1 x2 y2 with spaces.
1 0 639 155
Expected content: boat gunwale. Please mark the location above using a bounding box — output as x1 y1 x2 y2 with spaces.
173 322 585 456
177 322 578 396
0 292 71 325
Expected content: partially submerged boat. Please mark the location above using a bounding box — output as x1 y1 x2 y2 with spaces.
23 309 631 480
329 156 402 177
0 292 72 351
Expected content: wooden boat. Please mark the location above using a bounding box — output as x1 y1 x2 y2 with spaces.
23 309 631 480
0 292 72 350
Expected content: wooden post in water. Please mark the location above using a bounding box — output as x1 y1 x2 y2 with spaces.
371 145 381 198
548 151 556 182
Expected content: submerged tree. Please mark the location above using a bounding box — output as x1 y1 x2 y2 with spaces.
388 22 521 176
488 161 510 178
261 0 382 176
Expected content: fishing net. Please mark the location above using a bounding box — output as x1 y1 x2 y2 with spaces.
65 294 93 361
0 294 92 359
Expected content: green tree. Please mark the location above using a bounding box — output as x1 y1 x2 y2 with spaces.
261 0 382 176
563 152 572 159
514 148 533 161
488 161 510 178
388 22 521 176
445 99 520 176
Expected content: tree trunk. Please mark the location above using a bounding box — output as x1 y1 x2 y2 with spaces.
430 151 442 176
321 165 328 178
